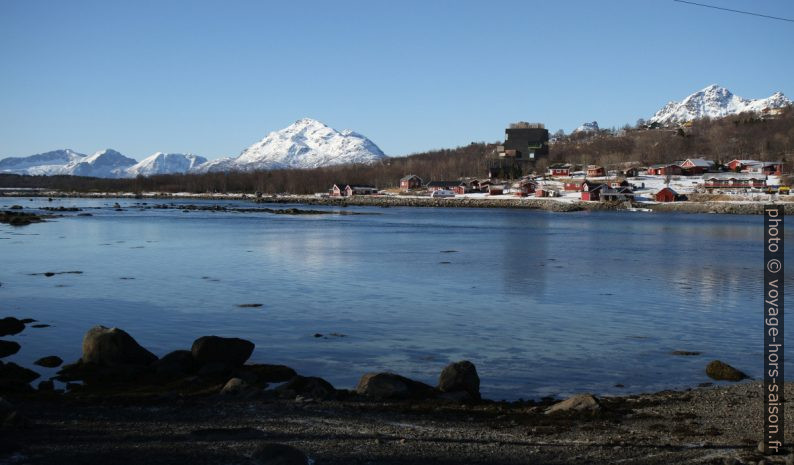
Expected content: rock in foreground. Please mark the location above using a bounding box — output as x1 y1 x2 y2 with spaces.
706 360 748 381
0 317 25 337
82 325 158 366
34 356 63 368
437 360 480 400
191 336 255 367
545 394 600 414
356 372 434 400
0 340 21 358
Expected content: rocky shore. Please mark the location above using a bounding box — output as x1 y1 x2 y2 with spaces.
3 189 792 215
2 319 792 464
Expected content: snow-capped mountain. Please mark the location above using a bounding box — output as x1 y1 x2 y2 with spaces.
650 85 792 125
127 152 207 177
219 118 386 171
574 121 599 133
0 149 86 175
0 118 386 178
65 149 138 178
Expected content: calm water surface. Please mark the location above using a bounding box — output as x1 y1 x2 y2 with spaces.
1 196 790 400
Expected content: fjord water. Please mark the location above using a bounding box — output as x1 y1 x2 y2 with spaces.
1 197 789 400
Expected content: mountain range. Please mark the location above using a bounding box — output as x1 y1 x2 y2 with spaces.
1 86 791 178
0 119 386 178
649 85 791 125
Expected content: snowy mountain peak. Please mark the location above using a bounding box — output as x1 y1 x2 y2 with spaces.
127 152 208 177
231 118 386 171
574 121 599 133
650 85 792 125
0 149 86 175
67 148 137 178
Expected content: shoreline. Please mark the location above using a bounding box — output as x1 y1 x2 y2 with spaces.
3 381 791 464
2 321 791 464
3 190 793 215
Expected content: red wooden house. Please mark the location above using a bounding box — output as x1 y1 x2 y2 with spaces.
655 187 678 202
580 183 604 201
679 158 714 175
745 161 783 176
586 165 606 177
647 164 682 176
703 173 766 189
547 163 571 177
726 159 757 172
399 175 423 190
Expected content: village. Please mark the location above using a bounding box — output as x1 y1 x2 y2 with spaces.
327 122 789 206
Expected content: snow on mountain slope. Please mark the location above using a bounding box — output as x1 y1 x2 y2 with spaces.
574 121 599 132
0 149 86 175
127 152 207 177
65 149 138 178
227 118 387 171
0 120 385 177
650 85 792 125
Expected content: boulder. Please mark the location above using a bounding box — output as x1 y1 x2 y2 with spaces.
151 350 195 377
0 318 25 337
0 361 39 392
356 372 434 400
34 355 63 368
545 394 600 414
251 443 309 465
276 376 336 400
706 360 748 381
191 336 254 367
82 326 158 366
0 340 20 358
437 360 480 399
55 359 148 385
236 364 297 385
220 377 258 397
197 361 231 378
37 380 55 391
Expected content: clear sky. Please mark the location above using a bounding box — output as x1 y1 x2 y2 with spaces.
1 0 792 160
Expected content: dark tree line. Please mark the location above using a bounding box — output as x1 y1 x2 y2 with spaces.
1 108 792 194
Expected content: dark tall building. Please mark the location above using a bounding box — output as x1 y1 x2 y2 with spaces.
490 122 549 179
497 122 549 160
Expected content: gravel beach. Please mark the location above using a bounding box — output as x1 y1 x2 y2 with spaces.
3 381 792 465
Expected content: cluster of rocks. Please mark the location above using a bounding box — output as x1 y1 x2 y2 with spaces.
2 323 488 405
1 317 64 393
356 360 481 402
0 209 47 226
2 320 754 408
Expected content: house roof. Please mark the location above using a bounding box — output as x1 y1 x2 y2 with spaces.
705 173 766 180
548 163 571 169
349 185 377 189
427 181 461 188
728 159 759 165
656 187 678 195
748 161 783 167
682 158 714 167
400 174 421 181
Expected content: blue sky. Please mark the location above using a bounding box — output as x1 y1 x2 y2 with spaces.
1 0 792 160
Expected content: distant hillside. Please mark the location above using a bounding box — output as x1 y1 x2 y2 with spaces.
550 106 794 169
